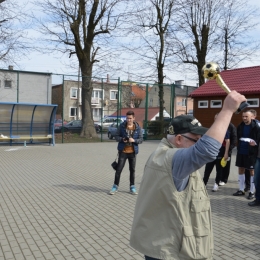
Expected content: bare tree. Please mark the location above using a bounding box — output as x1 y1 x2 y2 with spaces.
171 0 223 86
33 0 125 138
217 0 260 70
122 0 176 121
171 0 260 85
0 0 29 65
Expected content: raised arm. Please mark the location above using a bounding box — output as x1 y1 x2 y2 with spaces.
205 91 246 143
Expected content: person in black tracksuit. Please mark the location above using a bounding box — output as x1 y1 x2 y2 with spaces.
244 110 260 191
233 111 260 199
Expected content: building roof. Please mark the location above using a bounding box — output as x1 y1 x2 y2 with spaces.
175 86 197 96
190 65 260 97
131 85 147 99
0 68 52 76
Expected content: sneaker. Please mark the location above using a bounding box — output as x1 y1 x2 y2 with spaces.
219 181 226 186
109 184 118 195
244 186 250 192
130 185 138 195
233 190 245 196
212 183 218 192
248 199 260 206
247 192 255 200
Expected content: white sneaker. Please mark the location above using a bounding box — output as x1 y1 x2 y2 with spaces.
212 183 219 192
219 181 226 186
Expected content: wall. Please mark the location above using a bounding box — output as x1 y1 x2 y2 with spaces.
0 70 51 104
52 85 63 118
175 96 194 116
193 94 260 128
54 80 131 121
139 84 195 117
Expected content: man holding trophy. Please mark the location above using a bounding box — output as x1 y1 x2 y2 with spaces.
130 62 247 260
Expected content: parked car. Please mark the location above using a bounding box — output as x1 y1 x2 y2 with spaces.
95 116 126 131
107 123 119 139
107 123 145 140
55 120 101 133
54 119 67 130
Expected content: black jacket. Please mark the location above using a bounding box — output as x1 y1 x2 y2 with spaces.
237 120 260 157
228 123 237 155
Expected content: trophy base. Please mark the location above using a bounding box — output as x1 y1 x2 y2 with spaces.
235 101 250 114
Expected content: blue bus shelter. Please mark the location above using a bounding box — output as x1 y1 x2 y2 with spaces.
0 102 57 146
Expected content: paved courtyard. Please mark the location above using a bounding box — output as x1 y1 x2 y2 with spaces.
0 141 260 260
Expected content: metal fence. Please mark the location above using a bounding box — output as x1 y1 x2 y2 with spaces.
52 74 196 143
0 68 196 143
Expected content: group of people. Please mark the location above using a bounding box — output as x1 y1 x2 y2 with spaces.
202 109 260 206
108 91 259 259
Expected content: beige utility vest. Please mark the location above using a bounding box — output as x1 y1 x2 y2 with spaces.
130 138 213 260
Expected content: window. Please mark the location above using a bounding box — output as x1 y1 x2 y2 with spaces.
92 89 103 99
198 100 208 108
210 100 222 108
110 90 118 100
182 98 186 107
92 89 103 104
247 98 259 107
4 80 12 88
149 98 153 107
70 88 78 99
70 107 77 117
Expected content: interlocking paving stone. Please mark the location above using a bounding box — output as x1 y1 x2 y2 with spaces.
1 142 260 260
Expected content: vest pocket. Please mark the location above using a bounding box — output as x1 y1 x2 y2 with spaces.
190 198 210 213
179 225 211 259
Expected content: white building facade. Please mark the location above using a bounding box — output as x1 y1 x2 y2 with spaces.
0 66 52 104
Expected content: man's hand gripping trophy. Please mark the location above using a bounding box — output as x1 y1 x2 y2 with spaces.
202 62 249 113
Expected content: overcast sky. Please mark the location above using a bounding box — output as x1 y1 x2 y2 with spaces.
4 0 260 85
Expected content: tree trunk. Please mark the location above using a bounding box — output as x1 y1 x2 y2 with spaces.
80 60 97 138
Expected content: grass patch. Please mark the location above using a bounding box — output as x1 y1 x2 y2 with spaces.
55 132 105 143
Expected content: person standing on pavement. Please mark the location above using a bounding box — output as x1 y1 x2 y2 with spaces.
203 113 230 191
220 122 237 184
244 109 260 192
233 111 260 199
130 91 246 260
248 142 260 207
109 110 143 195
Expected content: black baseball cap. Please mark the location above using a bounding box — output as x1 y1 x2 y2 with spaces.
168 115 208 135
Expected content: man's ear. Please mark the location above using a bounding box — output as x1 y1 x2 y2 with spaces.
175 134 182 146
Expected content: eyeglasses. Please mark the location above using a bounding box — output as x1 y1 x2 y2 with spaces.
181 135 198 143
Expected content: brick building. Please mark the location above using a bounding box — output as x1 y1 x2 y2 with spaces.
190 65 260 127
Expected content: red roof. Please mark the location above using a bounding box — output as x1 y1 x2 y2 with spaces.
190 66 260 97
131 84 152 100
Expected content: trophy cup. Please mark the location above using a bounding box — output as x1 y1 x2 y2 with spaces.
202 62 249 113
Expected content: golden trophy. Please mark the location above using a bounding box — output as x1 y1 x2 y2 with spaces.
202 62 249 113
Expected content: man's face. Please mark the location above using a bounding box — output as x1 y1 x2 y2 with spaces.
242 112 252 125
179 133 201 148
126 115 135 125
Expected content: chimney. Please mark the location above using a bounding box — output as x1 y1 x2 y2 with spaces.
8 65 14 70
107 74 110 83
175 80 184 89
